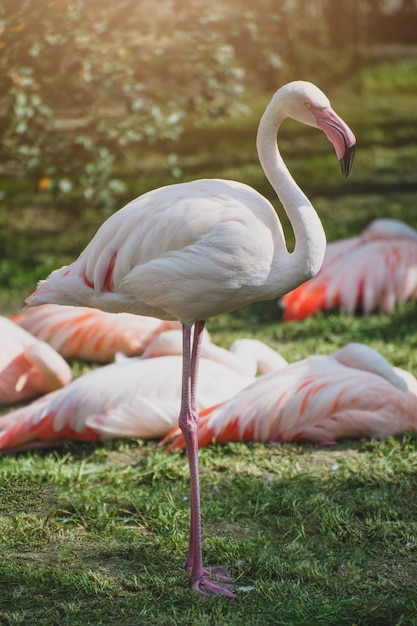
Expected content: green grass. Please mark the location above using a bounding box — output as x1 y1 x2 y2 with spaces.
1 57 417 624
1 438 417 624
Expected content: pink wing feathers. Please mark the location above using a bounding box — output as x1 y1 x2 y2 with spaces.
165 343 417 449
0 316 72 404
11 304 181 362
280 218 417 320
0 325 287 452
0 354 255 454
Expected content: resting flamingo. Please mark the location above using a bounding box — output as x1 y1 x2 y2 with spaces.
165 343 417 449
0 333 286 453
25 80 355 596
0 316 72 404
0 352 257 454
0 331 289 453
11 303 181 362
280 218 417 320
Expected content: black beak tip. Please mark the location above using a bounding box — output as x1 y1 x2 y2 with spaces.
339 143 356 178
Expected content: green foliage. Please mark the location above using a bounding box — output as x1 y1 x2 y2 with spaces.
0 0 363 211
0 0 245 209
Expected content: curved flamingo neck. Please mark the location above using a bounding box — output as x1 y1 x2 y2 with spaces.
256 92 327 294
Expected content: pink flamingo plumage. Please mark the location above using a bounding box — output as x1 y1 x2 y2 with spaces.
0 316 72 404
25 81 355 596
0 352 256 454
11 303 181 362
165 343 417 449
280 218 417 321
0 332 286 453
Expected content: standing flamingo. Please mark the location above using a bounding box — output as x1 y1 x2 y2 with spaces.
25 81 355 596
280 218 417 320
165 343 417 449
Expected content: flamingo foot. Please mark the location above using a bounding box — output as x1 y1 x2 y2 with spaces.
187 563 236 597
191 568 236 597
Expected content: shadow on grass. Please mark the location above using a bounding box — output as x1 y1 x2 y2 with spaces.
1 434 417 625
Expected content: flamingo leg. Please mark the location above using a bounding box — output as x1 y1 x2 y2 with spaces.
179 321 235 597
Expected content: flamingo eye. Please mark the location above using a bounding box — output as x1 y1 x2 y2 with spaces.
305 102 312 109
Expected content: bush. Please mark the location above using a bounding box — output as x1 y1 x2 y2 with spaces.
0 0 246 209
0 0 363 210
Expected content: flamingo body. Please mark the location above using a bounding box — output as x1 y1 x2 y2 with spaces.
26 180 293 323
0 316 72 404
280 218 417 320
25 81 355 596
0 332 286 452
11 303 180 362
166 343 417 449
0 355 254 453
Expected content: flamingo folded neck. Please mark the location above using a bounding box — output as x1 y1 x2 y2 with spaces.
256 98 327 297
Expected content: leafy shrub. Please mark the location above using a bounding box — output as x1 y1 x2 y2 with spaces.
0 0 362 211
0 0 246 209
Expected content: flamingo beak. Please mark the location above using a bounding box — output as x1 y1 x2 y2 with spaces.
313 107 356 178
339 141 356 178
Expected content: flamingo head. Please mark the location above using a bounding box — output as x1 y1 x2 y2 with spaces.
279 80 356 177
